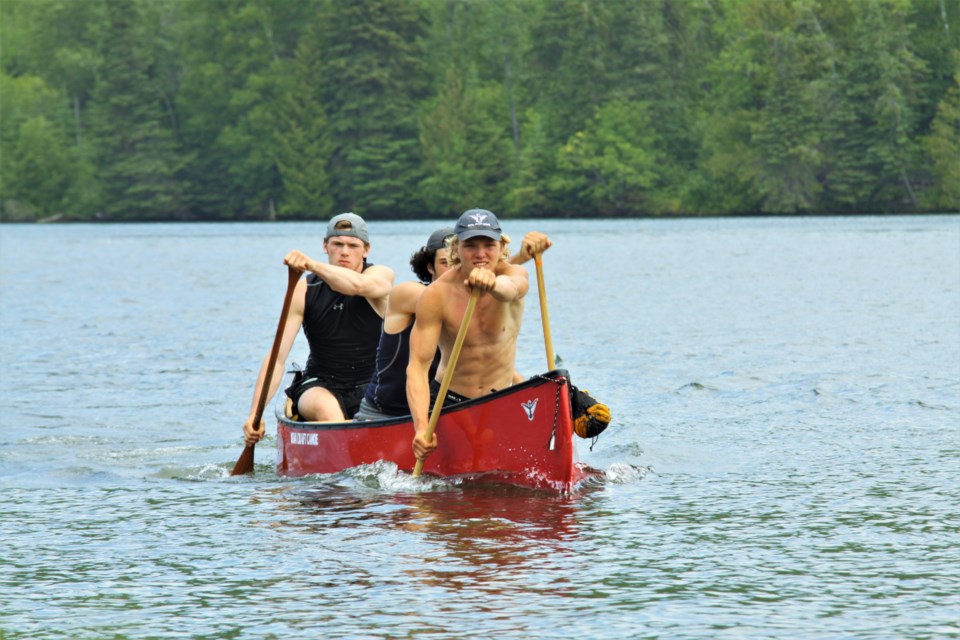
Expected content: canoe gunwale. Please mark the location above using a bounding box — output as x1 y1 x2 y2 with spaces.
275 368 571 431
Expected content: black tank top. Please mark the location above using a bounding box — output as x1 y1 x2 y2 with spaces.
362 323 441 416
302 265 382 387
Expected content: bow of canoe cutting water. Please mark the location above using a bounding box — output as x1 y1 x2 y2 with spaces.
1 215 957 639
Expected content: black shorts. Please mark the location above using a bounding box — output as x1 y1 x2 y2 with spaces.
286 373 368 419
429 378 471 408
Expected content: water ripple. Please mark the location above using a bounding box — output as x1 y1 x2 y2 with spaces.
2 217 958 639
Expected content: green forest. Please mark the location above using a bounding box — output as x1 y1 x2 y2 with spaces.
1 0 957 222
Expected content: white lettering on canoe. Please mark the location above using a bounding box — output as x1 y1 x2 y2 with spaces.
290 432 319 446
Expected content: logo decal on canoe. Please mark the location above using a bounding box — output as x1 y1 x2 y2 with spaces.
291 432 319 446
521 398 538 421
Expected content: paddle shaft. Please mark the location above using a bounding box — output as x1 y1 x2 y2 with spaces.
412 288 480 478
231 266 301 476
534 254 556 371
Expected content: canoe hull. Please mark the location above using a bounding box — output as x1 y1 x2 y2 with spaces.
276 370 585 492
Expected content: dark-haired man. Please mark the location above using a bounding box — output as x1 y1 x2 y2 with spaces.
353 227 455 421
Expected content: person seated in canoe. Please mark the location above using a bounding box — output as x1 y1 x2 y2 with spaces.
407 208 551 462
352 226 455 421
242 213 394 446
354 226 553 422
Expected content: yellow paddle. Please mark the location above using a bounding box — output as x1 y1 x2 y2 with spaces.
412 287 480 478
534 254 556 370
231 266 300 476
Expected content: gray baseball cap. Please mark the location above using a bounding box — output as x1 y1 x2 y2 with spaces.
454 209 501 241
325 212 369 244
425 227 455 251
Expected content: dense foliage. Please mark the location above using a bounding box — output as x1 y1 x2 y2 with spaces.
1 0 957 221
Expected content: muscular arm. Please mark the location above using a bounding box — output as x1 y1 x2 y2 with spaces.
284 251 394 305
482 263 529 303
313 262 394 300
383 281 425 334
242 278 306 445
406 286 444 459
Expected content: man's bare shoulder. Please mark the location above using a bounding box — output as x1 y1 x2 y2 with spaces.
389 280 426 312
420 277 450 302
392 280 426 296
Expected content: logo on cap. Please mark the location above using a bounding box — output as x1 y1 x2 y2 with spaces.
468 211 490 226
455 208 501 241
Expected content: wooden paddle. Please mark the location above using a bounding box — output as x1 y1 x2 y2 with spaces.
231 265 301 476
412 287 480 478
534 254 556 370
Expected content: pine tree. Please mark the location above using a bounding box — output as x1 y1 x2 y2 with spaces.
923 64 960 210
175 0 314 219
418 67 513 216
316 0 431 217
273 23 334 219
744 6 829 213
87 0 183 220
821 0 926 212
527 0 675 213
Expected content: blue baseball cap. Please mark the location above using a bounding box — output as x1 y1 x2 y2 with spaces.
454 209 501 241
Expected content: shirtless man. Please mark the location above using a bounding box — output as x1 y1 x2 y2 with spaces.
355 225 553 421
406 208 551 462
243 213 394 446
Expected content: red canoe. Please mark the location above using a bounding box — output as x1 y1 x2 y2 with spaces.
275 369 594 492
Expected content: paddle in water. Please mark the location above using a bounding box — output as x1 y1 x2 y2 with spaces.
412 287 480 478
231 266 301 476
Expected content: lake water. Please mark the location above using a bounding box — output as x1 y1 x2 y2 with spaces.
1 215 958 639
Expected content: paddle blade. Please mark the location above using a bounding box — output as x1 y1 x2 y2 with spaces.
231 444 256 476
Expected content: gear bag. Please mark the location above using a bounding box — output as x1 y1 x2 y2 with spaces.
570 384 611 439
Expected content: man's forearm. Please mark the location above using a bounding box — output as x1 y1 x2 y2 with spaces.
491 274 522 302
308 260 365 295
406 370 430 432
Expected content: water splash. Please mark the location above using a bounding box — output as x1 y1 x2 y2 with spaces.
603 462 653 484
341 460 460 492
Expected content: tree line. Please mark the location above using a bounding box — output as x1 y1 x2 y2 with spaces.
1 0 957 222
